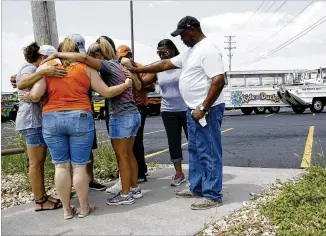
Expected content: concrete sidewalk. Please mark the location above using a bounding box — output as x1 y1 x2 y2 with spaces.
1 166 302 235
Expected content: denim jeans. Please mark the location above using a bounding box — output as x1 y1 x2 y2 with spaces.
42 110 94 165
187 103 225 202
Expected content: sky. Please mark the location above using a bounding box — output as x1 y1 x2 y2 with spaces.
1 0 326 92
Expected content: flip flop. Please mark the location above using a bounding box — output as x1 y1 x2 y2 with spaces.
64 206 77 220
78 204 95 218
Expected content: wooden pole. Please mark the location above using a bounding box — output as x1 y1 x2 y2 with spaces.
30 1 59 48
1 148 25 157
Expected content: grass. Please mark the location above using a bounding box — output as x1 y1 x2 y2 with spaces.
199 152 326 236
1 130 119 187
261 164 326 236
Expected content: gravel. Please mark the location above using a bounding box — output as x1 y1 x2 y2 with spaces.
1 163 173 210
200 177 300 236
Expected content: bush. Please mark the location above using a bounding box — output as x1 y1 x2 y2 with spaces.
262 165 326 236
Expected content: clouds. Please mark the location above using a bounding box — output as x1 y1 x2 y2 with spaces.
1 33 35 93
2 1 326 93
199 1 326 71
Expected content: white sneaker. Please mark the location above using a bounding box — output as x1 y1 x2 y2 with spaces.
106 179 122 194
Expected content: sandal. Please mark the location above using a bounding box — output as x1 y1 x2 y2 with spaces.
34 196 62 212
78 204 95 218
64 205 77 220
45 194 62 206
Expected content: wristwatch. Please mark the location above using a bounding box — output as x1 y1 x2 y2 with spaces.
199 105 208 114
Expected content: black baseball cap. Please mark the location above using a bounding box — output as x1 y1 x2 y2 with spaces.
171 16 201 37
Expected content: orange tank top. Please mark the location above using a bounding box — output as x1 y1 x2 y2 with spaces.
42 62 92 114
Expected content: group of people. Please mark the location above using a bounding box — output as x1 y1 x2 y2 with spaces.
12 15 226 219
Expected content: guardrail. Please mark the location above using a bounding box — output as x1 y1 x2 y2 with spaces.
1 148 25 157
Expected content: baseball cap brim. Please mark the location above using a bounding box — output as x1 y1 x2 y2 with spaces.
38 45 57 56
171 28 186 37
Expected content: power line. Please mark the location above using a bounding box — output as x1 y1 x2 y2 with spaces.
224 36 236 71
248 0 288 37
248 1 315 53
240 1 266 30
236 16 326 67
237 1 270 36
245 1 277 35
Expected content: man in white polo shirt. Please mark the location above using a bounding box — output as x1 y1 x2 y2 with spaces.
127 16 226 210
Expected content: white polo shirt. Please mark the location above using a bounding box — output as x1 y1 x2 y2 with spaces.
170 38 225 109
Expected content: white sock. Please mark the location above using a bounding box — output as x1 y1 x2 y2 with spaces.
130 187 139 191
121 192 130 198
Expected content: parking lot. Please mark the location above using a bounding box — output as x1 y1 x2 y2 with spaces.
91 108 325 169
2 108 325 169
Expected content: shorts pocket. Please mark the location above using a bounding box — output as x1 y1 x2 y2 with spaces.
42 114 57 134
74 112 92 134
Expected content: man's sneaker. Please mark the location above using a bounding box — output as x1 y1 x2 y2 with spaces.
89 181 106 191
191 198 223 210
170 172 186 187
130 186 143 199
106 192 135 206
106 179 122 194
176 189 202 198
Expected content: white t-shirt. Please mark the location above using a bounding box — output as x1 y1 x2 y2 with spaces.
170 38 225 109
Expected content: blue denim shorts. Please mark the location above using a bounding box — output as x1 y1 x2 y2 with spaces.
42 110 94 165
19 127 46 147
108 113 141 139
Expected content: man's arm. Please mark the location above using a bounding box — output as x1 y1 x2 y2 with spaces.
127 59 178 74
191 51 225 121
202 74 225 109
17 65 67 90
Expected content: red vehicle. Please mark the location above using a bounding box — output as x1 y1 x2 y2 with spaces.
147 82 162 116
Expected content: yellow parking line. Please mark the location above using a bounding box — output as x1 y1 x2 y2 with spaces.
222 128 234 133
145 128 233 159
300 126 315 168
264 114 275 118
144 129 165 135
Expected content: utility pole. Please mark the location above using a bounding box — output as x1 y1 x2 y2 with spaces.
130 1 135 60
30 1 59 48
224 36 236 71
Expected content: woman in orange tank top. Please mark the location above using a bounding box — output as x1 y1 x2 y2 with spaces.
24 38 133 219
42 37 145 206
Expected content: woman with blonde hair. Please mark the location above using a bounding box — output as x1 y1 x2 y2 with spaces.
24 38 133 218
40 37 142 206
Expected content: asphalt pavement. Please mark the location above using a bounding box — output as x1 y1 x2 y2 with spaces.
92 107 326 169
2 108 325 169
